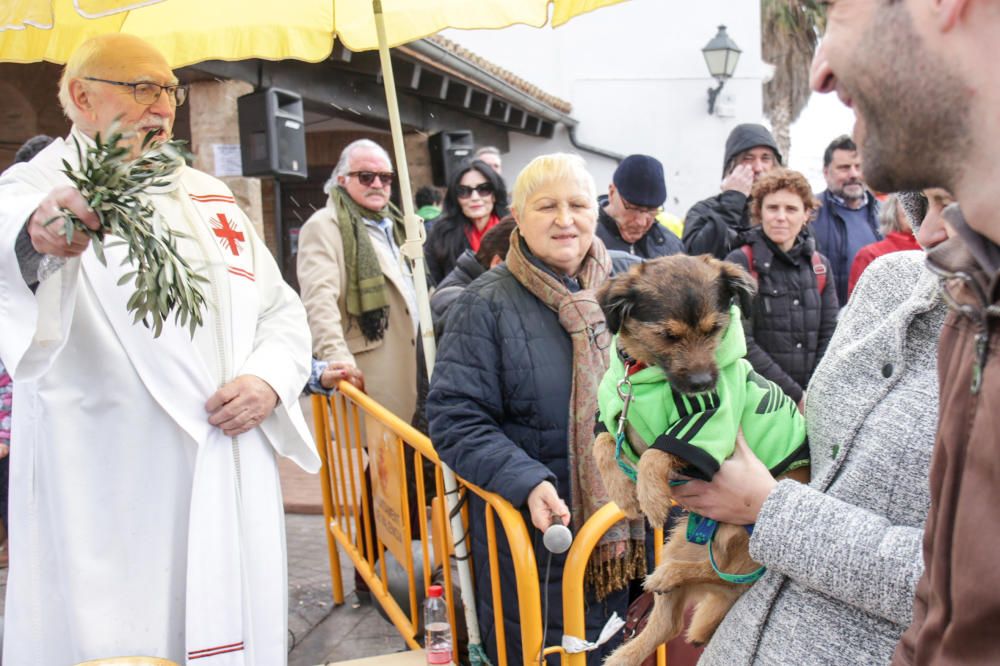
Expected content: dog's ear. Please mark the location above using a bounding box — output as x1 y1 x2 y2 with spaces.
597 269 640 334
718 259 757 315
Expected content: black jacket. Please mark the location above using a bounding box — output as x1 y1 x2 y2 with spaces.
725 228 839 403
595 195 684 259
427 248 628 665
425 213 478 285
429 249 484 336
683 190 753 259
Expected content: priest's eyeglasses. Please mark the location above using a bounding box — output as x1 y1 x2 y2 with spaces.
83 77 189 107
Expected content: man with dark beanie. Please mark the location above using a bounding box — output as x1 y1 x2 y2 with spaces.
683 123 782 259
596 154 684 259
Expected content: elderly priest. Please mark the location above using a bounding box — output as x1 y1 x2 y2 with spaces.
0 34 319 665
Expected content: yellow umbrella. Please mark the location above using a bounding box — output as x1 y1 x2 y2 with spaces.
0 2 628 662
0 0 624 65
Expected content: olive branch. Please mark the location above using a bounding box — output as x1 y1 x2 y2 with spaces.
47 124 208 338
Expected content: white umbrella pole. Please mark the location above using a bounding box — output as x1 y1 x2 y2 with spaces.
371 2 489 662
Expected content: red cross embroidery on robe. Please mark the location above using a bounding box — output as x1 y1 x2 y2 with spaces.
211 213 245 256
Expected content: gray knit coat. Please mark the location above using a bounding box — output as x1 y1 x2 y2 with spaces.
699 251 947 665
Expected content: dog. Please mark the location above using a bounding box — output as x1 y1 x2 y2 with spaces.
592 254 810 664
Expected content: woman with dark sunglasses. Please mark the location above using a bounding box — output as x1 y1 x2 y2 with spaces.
425 159 509 285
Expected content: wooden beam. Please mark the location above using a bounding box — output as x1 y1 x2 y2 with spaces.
467 90 490 115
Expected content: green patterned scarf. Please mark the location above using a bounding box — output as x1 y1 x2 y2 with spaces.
330 186 405 342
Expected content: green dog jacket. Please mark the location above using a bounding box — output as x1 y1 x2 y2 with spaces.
597 305 809 481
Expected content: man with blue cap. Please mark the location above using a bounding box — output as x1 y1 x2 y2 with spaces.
596 154 684 259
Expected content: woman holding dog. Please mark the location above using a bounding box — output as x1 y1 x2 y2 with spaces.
674 190 950 665
424 159 509 285
725 169 840 408
427 153 645 665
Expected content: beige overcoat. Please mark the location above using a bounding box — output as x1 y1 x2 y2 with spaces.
297 200 418 422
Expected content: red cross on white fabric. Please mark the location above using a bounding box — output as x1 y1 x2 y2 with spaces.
212 213 245 256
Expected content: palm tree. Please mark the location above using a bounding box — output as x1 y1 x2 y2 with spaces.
761 0 826 160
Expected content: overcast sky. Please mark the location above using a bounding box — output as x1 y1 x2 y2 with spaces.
788 91 858 192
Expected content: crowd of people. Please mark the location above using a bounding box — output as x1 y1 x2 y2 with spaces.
1 1 999 662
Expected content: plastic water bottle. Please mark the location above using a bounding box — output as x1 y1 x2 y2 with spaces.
424 584 452 664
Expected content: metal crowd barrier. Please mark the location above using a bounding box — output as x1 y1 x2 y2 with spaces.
557 505 666 666
311 384 545 665
311 385 669 666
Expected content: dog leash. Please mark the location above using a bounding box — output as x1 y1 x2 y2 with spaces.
614 359 641 482
683 511 766 585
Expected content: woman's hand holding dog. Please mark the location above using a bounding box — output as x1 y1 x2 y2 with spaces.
526 481 570 532
672 430 776 525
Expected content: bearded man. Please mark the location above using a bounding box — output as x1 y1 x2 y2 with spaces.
0 34 319 664
812 0 1000 663
812 134 881 305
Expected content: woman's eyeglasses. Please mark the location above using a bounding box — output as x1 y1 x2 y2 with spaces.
83 77 188 106
349 171 394 187
455 183 495 199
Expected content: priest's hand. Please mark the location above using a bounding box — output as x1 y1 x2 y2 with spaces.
206 375 280 437
320 362 365 392
28 186 101 257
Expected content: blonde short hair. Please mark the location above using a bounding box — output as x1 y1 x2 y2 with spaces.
58 34 174 125
511 153 595 217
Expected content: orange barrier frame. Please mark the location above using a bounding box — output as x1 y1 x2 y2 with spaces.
557 505 667 666
311 383 547 665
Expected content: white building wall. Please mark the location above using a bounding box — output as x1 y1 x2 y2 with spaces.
442 0 767 217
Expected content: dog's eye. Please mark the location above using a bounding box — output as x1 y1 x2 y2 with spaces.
660 330 681 342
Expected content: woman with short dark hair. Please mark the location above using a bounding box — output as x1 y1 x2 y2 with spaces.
425 159 508 284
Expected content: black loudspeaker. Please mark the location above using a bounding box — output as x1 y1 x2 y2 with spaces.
237 88 307 180
428 130 474 187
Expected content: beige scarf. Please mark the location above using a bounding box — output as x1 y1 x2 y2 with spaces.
505 230 646 599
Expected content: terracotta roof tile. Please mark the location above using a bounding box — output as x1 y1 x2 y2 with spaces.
426 34 572 114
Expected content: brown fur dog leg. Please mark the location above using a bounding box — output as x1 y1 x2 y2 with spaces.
636 449 680 527
592 432 643 519
603 587 692 666
685 584 743 646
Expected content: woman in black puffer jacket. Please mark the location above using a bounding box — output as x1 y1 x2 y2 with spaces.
425 159 509 285
428 154 644 665
725 169 839 407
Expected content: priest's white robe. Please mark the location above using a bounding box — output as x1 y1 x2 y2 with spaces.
0 129 320 665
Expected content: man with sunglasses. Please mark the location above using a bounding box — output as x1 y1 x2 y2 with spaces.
298 138 419 424
596 154 684 260
298 138 420 607
0 34 319 664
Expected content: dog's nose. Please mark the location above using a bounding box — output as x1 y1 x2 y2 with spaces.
687 372 715 393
